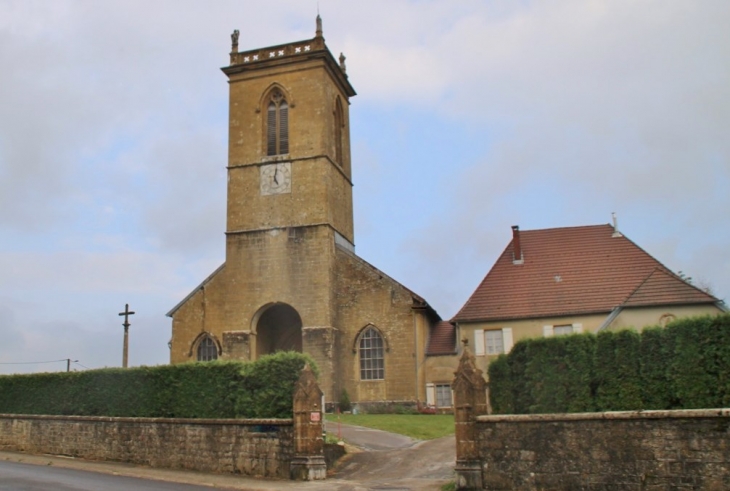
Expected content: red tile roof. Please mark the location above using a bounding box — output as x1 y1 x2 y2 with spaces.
426 321 457 355
452 224 719 323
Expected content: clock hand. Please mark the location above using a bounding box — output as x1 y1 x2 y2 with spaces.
273 168 279 184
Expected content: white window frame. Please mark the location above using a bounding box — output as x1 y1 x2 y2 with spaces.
435 384 452 408
474 327 513 356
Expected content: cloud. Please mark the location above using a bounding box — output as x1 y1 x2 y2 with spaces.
361 0 730 316
1 0 728 371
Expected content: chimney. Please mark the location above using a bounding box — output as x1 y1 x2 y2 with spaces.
512 225 523 264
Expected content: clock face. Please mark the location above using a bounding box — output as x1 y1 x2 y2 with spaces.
260 162 292 195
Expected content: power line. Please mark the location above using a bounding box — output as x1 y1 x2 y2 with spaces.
0 359 69 365
0 359 92 371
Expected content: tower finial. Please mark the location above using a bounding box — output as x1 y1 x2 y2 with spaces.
230 29 240 54
316 13 323 38
339 53 347 73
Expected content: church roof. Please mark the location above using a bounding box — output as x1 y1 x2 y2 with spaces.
166 263 225 317
335 242 440 320
452 224 719 323
426 321 457 355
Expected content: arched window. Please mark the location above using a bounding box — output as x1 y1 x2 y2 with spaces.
267 89 289 156
334 97 344 165
359 327 384 380
197 335 218 362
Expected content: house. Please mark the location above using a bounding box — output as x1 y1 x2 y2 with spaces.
422 222 726 409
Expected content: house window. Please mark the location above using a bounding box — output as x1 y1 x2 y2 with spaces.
485 330 504 355
359 327 384 380
543 323 583 337
197 335 218 362
435 384 452 408
474 327 513 356
266 89 289 156
553 325 574 336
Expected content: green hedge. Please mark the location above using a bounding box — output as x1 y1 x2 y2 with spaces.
488 313 730 414
0 351 318 419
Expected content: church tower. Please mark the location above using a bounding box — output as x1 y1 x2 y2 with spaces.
169 18 439 407
223 16 356 243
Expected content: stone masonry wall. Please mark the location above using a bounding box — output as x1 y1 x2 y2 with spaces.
0 414 294 478
474 409 730 490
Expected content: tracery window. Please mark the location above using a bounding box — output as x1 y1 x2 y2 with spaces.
267 89 289 156
197 335 218 362
334 97 344 165
359 327 384 380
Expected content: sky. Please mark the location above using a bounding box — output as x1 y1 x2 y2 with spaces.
1 0 728 374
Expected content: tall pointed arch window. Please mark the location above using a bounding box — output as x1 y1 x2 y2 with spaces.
334 97 344 166
359 327 384 380
267 89 289 156
197 335 218 362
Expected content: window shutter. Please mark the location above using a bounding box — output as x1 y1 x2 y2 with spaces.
279 102 289 154
474 330 485 356
426 383 435 406
267 103 277 155
573 323 583 334
543 325 554 337
502 327 513 353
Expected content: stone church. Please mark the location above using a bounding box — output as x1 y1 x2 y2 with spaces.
167 17 443 407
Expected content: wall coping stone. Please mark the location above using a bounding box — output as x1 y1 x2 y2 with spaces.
476 407 730 423
0 414 292 426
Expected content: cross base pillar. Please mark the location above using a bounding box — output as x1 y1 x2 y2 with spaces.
455 459 483 490
290 455 326 480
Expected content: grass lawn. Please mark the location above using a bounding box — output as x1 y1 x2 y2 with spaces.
326 413 455 440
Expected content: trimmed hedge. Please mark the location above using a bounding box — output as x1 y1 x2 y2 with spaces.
0 351 318 419
489 313 730 414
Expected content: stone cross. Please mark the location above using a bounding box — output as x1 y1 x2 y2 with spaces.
118 304 135 368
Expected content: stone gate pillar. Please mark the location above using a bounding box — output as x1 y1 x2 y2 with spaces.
290 364 326 480
452 347 487 490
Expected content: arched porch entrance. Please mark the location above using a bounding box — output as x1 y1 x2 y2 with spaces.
255 303 303 358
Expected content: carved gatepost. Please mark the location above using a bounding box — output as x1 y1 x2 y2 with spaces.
452 347 488 490
290 364 326 480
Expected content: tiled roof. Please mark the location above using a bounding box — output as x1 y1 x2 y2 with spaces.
622 268 717 307
426 321 457 355
452 224 718 323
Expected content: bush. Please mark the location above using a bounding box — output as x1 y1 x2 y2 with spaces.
0 351 317 419
488 313 730 414
339 389 352 413
639 327 673 409
487 355 513 414
594 330 642 411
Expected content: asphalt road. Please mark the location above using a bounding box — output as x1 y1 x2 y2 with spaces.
0 460 221 491
324 421 418 451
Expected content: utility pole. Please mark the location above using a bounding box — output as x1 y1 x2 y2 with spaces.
118 304 135 368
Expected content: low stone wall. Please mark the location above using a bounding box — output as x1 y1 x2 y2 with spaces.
0 414 293 478
474 409 730 490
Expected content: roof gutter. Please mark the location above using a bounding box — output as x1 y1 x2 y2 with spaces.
597 307 622 332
